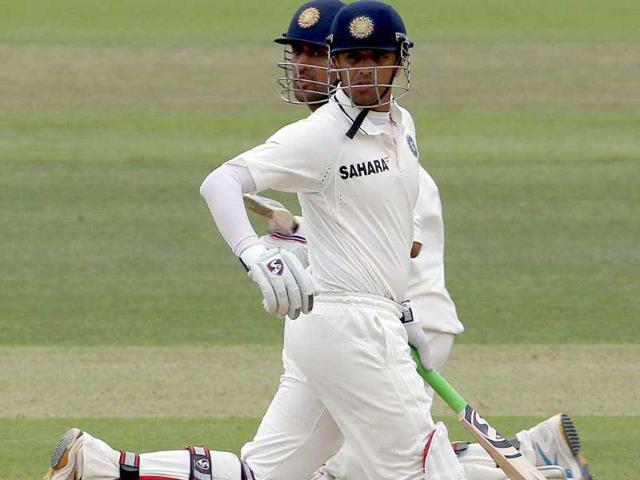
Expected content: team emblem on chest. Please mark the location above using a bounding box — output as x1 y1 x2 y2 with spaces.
339 158 390 180
406 135 418 157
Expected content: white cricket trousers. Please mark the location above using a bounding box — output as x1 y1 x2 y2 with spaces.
241 293 436 480
324 331 457 480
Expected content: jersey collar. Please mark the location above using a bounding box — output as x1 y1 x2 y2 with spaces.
332 88 404 137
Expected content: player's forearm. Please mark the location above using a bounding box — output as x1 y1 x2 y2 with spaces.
199 164 263 258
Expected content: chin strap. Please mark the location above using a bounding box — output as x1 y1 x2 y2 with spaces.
346 108 370 139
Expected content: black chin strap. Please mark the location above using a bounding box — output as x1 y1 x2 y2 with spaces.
345 56 403 139
346 108 370 139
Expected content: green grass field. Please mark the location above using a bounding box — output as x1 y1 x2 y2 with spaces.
1 1 638 478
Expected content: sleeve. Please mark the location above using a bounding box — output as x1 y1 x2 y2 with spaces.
199 164 262 257
227 116 336 194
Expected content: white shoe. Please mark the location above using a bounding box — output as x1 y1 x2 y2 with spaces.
43 428 85 480
518 414 592 480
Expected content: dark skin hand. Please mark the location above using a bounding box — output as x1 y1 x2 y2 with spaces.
411 241 422 259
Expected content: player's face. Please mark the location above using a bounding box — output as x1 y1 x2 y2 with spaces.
289 42 331 104
333 49 399 108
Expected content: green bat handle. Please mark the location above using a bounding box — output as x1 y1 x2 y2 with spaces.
411 347 468 415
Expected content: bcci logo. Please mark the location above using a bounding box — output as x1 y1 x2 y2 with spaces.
406 135 418 157
349 16 374 39
298 7 320 28
267 259 284 276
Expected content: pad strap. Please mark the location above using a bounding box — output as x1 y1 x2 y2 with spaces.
119 451 140 480
187 446 213 480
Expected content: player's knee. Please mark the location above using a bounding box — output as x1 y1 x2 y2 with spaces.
212 450 256 480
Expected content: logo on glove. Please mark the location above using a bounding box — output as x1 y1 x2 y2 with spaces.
196 459 210 471
267 259 285 276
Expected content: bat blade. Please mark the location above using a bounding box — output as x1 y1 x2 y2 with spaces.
460 405 547 480
411 349 546 480
243 194 297 234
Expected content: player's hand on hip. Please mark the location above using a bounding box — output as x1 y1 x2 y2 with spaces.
241 245 314 319
400 300 434 371
260 232 309 269
269 214 303 237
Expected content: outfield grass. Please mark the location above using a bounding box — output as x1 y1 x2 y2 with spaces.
1 0 638 478
2 0 638 45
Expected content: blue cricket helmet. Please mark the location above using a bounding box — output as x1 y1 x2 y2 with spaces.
327 0 413 53
275 0 346 47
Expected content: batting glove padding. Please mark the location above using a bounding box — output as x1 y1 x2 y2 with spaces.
260 232 309 268
246 248 314 319
401 300 434 371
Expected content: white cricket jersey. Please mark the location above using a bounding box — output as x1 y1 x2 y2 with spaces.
229 90 420 302
408 168 464 334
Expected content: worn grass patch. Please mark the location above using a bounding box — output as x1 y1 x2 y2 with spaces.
2 345 637 418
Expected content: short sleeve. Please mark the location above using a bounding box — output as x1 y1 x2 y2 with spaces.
227 115 338 194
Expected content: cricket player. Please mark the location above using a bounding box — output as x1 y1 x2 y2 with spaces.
44 2 466 480
264 2 592 480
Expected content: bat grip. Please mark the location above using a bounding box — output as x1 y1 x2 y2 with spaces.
411 347 468 415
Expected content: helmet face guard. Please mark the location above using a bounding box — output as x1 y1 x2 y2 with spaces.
274 0 345 106
277 44 333 106
327 36 412 108
324 2 413 108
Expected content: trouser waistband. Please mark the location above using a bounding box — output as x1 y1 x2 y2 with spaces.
315 291 402 317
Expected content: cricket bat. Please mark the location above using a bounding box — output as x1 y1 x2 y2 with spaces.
411 349 547 480
243 194 298 235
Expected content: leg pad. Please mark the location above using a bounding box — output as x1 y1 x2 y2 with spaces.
187 446 213 480
119 451 140 480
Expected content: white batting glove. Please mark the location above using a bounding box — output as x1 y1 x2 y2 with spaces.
241 245 314 319
401 300 434 371
260 232 309 269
